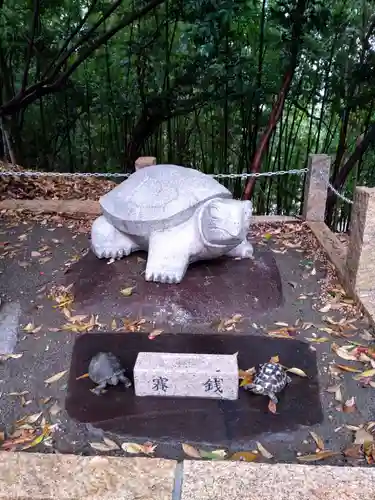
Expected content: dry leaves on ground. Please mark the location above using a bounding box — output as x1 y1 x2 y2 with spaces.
214 314 242 332
121 442 157 455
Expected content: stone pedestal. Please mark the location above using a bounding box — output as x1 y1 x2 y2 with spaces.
346 187 375 293
303 154 331 221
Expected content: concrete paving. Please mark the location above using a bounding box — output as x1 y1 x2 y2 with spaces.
0 452 373 500
0 213 374 465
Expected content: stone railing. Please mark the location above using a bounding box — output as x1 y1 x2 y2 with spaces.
303 154 375 322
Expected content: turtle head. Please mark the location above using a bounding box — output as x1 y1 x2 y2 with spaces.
199 199 252 247
245 383 266 395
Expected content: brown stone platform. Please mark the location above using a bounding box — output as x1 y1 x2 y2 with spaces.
66 248 283 326
65 332 322 446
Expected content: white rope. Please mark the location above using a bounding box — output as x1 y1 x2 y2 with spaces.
0 168 308 179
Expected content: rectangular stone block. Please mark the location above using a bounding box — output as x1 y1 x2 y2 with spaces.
302 154 331 221
134 352 239 400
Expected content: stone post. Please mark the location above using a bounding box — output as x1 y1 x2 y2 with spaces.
302 154 331 221
346 187 375 295
135 156 157 171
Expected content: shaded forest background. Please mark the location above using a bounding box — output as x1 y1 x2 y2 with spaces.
0 0 375 230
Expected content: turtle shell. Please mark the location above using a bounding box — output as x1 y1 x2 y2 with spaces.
253 362 288 393
100 164 232 236
88 352 124 384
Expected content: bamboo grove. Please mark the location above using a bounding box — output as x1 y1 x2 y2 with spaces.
0 0 374 230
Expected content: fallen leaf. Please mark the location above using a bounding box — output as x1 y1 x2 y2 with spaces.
49 402 61 416
148 329 164 340
44 370 67 385
343 396 357 413
90 441 118 452
21 425 50 450
306 337 330 343
268 400 277 414
286 367 307 377
140 441 157 455
182 443 201 458
343 445 363 459
0 353 23 361
353 368 375 380
332 344 359 362
120 287 133 297
326 384 341 394
256 442 273 459
269 355 280 363
8 391 29 397
31 251 41 257
121 442 144 454
16 412 43 425
23 322 42 334
230 451 258 462
297 451 339 462
76 372 89 380
111 319 117 330
309 431 325 451
199 449 227 460
1 429 36 450
333 364 362 373
103 437 120 450
354 427 374 445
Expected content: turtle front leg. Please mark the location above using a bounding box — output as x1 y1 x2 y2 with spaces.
119 373 132 389
226 239 254 259
91 382 107 396
145 229 190 284
91 216 140 259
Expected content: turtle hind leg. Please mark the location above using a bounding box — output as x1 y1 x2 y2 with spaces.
91 216 140 259
90 382 107 396
266 391 279 404
145 229 190 284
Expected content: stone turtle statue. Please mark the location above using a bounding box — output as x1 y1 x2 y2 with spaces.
88 352 132 396
242 362 291 403
91 164 253 284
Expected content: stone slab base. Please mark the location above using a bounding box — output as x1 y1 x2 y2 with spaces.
66 248 283 327
0 452 374 500
65 332 321 445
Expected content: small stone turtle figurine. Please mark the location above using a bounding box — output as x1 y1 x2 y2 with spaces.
242 362 291 403
88 352 132 396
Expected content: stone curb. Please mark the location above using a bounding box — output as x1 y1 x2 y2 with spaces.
0 198 301 224
0 453 374 500
307 221 375 327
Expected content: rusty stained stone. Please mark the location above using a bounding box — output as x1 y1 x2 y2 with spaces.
66 248 283 327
